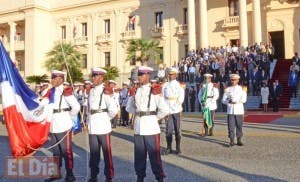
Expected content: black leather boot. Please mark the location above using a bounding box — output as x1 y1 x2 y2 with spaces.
65 170 76 182
175 137 182 154
204 125 208 136
208 127 214 136
106 177 113 182
137 176 144 182
229 138 234 147
88 168 98 182
165 141 172 155
237 137 244 146
88 177 97 182
157 177 164 182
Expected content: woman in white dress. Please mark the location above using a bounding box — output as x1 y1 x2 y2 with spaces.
261 83 270 112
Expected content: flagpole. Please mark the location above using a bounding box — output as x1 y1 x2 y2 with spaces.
58 41 87 130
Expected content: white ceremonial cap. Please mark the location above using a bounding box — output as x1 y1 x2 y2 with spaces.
51 70 66 78
122 82 129 85
63 81 70 86
138 66 153 74
204 73 213 77
84 80 92 84
230 74 240 79
150 79 158 83
168 67 179 74
91 67 107 75
108 80 117 85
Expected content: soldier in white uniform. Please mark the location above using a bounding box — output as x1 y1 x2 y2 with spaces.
126 66 169 182
108 80 120 128
87 68 118 182
162 68 185 154
43 70 80 182
222 74 247 147
198 73 219 136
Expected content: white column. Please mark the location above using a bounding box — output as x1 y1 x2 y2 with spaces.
9 22 16 61
199 0 208 48
188 0 196 51
252 0 262 44
239 0 248 47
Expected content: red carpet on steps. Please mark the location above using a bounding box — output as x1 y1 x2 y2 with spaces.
244 114 282 123
268 59 293 108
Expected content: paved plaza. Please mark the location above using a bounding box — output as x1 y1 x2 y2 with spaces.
1 113 300 182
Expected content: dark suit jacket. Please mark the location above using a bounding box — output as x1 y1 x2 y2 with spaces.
260 73 269 81
240 70 249 86
251 71 261 84
270 84 282 98
212 75 219 83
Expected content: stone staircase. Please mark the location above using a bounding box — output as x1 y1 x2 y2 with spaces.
289 97 300 109
245 96 261 110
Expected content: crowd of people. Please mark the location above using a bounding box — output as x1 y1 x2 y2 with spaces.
155 44 299 112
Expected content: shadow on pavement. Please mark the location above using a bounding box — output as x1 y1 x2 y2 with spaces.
183 118 300 134
111 130 134 143
178 154 287 182
181 133 229 148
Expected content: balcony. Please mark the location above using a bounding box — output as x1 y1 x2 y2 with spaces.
176 24 188 36
222 16 239 28
150 26 164 38
96 33 112 46
121 30 137 41
74 36 88 47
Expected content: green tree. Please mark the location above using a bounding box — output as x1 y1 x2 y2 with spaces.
26 74 49 84
44 42 83 83
126 38 162 66
103 66 119 81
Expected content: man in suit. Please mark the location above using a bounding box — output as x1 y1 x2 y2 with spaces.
251 67 261 96
270 80 282 112
218 72 228 112
240 68 249 88
288 70 299 98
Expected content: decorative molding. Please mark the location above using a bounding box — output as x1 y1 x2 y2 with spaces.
267 18 284 31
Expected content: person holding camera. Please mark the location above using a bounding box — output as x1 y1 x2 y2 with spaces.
222 74 247 147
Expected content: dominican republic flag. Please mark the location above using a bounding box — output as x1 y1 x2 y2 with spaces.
0 40 51 157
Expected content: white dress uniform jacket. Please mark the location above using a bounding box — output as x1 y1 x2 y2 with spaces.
126 83 169 135
87 84 118 135
163 80 185 114
198 82 219 111
222 85 247 115
41 84 80 133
